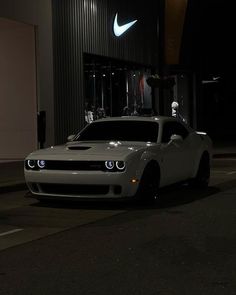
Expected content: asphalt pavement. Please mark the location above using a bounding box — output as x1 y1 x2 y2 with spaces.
0 159 236 295
0 146 236 295
0 161 26 192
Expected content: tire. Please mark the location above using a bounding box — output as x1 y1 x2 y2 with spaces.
135 163 160 202
191 153 210 188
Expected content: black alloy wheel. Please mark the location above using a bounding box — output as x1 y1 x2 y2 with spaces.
135 163 160 202
191 153 210 188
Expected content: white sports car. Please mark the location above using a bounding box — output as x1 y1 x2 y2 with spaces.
24 116 212 201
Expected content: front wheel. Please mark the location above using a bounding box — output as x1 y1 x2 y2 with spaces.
190 153 210 188
135 164 160 202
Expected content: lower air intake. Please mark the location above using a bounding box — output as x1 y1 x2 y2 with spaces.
39 183 110 195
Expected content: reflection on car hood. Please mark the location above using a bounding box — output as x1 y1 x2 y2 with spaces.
28 141 155 160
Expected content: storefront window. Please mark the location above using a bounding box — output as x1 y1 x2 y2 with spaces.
84 54 153 123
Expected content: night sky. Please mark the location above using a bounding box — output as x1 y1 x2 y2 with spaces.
181 0 235 75
180 0 236 139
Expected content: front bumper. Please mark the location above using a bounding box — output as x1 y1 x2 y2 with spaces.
24 168 140 199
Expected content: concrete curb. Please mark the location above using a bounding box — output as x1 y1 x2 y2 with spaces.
0 181 27 194
213 153 236 159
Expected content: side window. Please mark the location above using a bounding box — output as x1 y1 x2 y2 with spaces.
162 122 175 143
173 122 189 139
162 122 189 143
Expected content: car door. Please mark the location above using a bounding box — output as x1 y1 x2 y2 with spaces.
160 121 191 185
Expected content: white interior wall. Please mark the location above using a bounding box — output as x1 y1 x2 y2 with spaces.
0 18 37 159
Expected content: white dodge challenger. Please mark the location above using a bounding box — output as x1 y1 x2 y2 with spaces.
24 116 212 201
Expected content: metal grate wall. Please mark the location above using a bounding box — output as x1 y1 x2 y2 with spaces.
52 0 159 143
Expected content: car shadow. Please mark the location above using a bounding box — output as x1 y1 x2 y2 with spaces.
29 182 224 211
156 185 219 209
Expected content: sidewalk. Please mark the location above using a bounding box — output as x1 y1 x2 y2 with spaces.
0 161 26 192
212 141 236 158
0 141 236 193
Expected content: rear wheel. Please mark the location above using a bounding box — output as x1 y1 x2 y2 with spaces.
191 153 210 188
135 163 160 202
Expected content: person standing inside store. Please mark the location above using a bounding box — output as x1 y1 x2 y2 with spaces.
171 101 187 123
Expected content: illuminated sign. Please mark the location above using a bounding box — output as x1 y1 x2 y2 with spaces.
113 13 137 37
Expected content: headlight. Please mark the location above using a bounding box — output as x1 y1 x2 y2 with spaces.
27 159 36 169
37 160 46 169
105 160 115 170
116 161 126 171
104 160 126 172
25 159 46 170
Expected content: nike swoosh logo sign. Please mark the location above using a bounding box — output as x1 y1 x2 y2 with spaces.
113 13 137 37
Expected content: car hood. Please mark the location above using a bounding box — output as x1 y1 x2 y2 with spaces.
27 141 155 161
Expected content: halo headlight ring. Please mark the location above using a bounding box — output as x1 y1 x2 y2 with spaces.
116 161 126 171
27 159 36 169
37 160 46 169
26 159 46 170
105 160 115 170
105 160 126 171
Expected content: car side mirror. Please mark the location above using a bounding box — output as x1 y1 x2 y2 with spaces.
169 134 183 144
67 134 75 142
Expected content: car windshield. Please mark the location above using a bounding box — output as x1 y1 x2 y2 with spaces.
76 120 159 142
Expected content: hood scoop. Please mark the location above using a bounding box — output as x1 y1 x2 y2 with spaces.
67 146 91 151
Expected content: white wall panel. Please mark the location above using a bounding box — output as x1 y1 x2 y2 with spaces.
0 18 37 159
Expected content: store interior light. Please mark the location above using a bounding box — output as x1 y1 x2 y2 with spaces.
202 80 219 84
202 76 221 84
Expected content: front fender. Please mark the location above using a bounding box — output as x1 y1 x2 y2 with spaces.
126 149 161 180
192 135 212 178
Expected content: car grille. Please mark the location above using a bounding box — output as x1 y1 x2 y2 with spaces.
38 183 110 195
44 161 105 171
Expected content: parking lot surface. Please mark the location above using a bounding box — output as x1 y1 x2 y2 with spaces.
0 158 236 295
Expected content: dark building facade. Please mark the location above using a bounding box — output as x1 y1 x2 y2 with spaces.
1 0 234 159
52 0 160 143
180 0 236 139
0 0 161 156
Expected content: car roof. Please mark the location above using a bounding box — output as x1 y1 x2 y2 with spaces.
93 115 177 123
